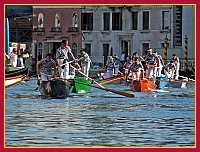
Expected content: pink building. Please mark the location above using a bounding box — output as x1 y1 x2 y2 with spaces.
32 6 82 61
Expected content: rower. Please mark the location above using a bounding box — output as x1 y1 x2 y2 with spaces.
153 50 164 77
164 60 176 81
105 56 115 78
37 53 57 81
144 48 157 83
79 48 91 77
126 57 144 81
171 54 180 80
123 56 133 75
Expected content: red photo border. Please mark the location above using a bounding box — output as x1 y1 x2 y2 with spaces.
1 0 198 152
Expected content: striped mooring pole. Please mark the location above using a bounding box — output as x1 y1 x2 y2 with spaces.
164 35 168 64
184 35 188 72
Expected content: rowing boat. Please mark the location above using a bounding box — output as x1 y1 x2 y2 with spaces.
71 77 91 93
129 79 157 92
39 79 71 99
6 66 28 77
39 77 91 98
167 80 187 88
5 75 25 88
156 76 168 89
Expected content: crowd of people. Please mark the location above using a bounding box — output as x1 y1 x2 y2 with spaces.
7 48 31 68
37 40 91 81
104 48 180 82
36 39 180 83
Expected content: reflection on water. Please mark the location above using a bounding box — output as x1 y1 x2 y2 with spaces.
5 78 195 147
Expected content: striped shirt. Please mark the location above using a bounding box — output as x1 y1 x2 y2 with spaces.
56 46 71 60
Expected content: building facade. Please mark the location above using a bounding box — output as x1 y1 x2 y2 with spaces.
81 5 195 67
32 6 82 62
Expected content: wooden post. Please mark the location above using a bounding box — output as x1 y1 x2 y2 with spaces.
184 35 188 72
164 35 168 64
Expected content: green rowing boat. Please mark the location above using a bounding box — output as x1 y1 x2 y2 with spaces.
72 77 91 93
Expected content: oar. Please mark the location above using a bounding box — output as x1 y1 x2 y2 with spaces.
35 75 40 91
100 76 124 85
179 75 195 82
75 81 135 98
70 65 135 97
70 65 104 88
156 78 194 84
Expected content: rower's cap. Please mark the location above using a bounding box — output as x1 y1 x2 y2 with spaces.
147 48 152 52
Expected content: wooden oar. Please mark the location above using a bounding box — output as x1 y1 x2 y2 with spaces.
179 75 195 82
70 65 104 88
100 76 124 85
35 75 40 91
75 81 135 98
71 65 135 97
157 79 194 84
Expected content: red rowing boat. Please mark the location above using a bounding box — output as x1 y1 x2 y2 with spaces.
128 79 157 92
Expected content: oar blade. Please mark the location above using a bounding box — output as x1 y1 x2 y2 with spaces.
76 81 135 98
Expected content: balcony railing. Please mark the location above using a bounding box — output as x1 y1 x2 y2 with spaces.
50 27 62 32
68 27 79 33
33 27 45 32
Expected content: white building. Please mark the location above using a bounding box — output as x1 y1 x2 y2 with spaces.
81 5 195 67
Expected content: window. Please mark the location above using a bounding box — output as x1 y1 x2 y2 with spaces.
112 12 122 30
38 42 43 60
71 43 78 57
162 11 170 30
81 13 93 30
103 13 110 31
72 13 78 27
55 14 61 28
38 13 44 28
143 11 149 30
132 12 138 30
142 43 149 55
84 44 91 56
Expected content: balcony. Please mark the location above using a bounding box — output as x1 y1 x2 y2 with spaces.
68 27 79 34
51 27 62 32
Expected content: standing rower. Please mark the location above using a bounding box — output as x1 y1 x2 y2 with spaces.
144 48 157 83
56 40 77 79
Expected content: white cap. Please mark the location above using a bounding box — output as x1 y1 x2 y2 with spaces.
147 49 152 52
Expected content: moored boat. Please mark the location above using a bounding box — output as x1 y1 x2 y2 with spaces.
129 79 157 92
5 75 26 88
5 66 28 77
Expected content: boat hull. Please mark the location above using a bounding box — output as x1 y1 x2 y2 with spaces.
6 67 28 77
39 80 71 99
167 81 187 88
156 76 168 89
72 77 91 93
131 79 157 92
5 75 25 88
